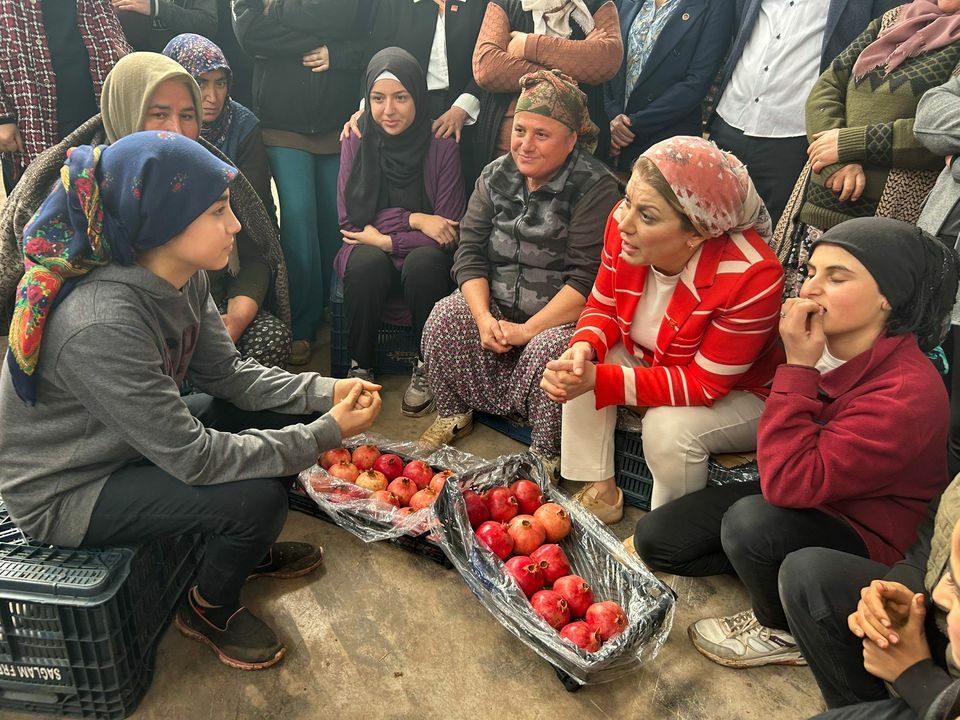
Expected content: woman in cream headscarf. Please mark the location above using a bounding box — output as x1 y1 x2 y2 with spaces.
0 52 291 367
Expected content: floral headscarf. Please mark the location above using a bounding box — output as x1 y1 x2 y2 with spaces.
162 33 234 151
641 136 772 241
515 69 598 154
7 131 237 404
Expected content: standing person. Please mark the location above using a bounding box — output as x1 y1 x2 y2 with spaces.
471 0 623 166
633 218 957 670
112 0 218 53
709 0 896 226
604 0 735 172
0 0 130 192
541 137 783 522
335 49 466 412
419 70 621 479
0 131 382 669
234 0 374 366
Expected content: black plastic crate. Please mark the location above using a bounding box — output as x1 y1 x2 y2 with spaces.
287 485 452 568
0 500 202 719
328 274 419 378
475 412 532 446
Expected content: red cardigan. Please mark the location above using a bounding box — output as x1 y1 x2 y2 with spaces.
570 204 785 408
758 334 950 565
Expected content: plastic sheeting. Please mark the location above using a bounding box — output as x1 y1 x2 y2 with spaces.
433 452 675 686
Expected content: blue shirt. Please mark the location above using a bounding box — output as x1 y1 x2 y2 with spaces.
625 0 680 98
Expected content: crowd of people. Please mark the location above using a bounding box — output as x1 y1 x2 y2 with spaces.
4 1 960 718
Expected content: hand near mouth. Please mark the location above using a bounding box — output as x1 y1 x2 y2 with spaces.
779 298 826 368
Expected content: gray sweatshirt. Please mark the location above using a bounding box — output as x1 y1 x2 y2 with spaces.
0 264 340 546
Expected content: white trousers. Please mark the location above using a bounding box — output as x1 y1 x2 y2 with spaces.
560 343 766 509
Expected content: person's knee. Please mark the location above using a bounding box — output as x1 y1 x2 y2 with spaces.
234 478 288 544
401 245 448 279
633 508 681 572
345 245 392 282
779 548 823 622
720 494 779 563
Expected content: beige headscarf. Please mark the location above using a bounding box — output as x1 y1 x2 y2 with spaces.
100 52 202 144
521 0 595 38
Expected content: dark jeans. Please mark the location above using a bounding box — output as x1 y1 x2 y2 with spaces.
709 116 809 228
633 482 869 629
82 394 316 608
343 243 454 368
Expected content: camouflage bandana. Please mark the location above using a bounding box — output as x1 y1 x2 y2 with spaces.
515 69 598 154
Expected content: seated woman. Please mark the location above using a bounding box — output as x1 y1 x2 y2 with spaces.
0 52 290 368
335 48 466 414
0 132 381 669
605 0 734 171
472 0 622 166
541 136 784 523
419 70 621 479
634 218 957 670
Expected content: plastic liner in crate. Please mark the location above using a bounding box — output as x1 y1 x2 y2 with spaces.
0 499 202 719
433 453 675 687
298 432 487 543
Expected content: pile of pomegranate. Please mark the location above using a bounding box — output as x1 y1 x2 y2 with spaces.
469 480 628 654
316 445 454 515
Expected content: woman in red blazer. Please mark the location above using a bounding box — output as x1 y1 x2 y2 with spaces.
541 135 784 522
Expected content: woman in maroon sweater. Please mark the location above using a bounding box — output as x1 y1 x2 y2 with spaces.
633 217 959 670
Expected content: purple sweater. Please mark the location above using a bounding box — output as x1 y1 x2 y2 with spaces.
334 132 467 279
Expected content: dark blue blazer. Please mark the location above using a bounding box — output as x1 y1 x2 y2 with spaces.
713 0 899 119
604 0 734 169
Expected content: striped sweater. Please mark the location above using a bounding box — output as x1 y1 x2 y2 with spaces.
571 204 785 409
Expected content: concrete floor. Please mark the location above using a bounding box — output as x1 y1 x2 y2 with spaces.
2 327 824 720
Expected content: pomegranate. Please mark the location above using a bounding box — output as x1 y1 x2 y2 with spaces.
328 484 365 502
504 556 545 598
507 515 546 556
409 487 438 511
355 469 388 492
510 479 543 515
534 503 571 542
319 447 351 470
370 490 400 508
531 589 570 630
553 575 595 618
585 601 628 642
464 490 490 529
403 460 434 489
530 544 572 586
351 444 381 471
560 621 601 653
373 454 405 481
486 487 519 523
429 470 455 494
475 521 514 560
387 477 418 507
327 460 359 483
396 506 416 517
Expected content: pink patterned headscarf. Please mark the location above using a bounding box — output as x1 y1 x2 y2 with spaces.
641 136 772 241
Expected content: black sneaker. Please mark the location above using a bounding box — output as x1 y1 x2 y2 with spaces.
401 360 435 417
175 589 285 670
247 542 324 581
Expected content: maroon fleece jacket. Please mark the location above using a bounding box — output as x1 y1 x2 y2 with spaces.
757 333 949 565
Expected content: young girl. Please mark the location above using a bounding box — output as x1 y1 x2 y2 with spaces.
0 132 380 670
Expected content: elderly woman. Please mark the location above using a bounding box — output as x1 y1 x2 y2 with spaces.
542 136 784 523
0 132 380 669
799 0 960 231
419 70 621 477
635 218 957 670
472 0 622 165
0 52 290 366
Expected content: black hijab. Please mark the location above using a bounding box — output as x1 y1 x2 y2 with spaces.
344 47 433 227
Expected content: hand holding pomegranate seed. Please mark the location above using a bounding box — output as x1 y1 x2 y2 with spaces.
351 444 381 471
534 503 571 542
553 575 595 618
327 460 359 483
559 621 601 652
475 521 514 560
319 447 351 470
355 469 388 492
510 479 543 515
585 601 628 642
507 515 546 555
504 556 545 598
373 454 405 481
486 487 519 523
529 544 571 586
403 460 434 489
531 590 571 630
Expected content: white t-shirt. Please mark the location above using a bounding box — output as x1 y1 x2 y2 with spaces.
630 267 680 353
815 345 847 374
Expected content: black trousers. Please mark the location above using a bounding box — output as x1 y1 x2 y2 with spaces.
709 116 810 228
343 244 454 368
633 481 869 629
82 394 317 608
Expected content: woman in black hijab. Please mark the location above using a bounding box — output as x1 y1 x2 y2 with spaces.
334 48 467 416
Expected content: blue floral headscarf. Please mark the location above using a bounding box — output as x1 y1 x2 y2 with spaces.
7 131 238 403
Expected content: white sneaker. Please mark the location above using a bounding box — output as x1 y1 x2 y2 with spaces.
687 609 806 668
418 410 473 448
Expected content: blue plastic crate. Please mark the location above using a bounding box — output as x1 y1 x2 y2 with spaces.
0 499 202 719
